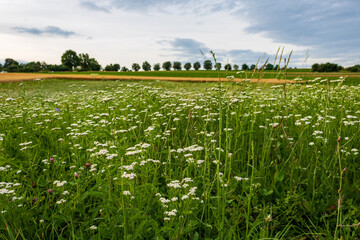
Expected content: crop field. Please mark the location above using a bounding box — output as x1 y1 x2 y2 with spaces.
0 73 299 84
0 78 360 239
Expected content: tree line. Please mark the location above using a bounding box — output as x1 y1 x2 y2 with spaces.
311 62 360 72
0 49 273 73
1 49 359 73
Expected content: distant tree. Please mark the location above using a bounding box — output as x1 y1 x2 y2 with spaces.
233 64 239 70
104 64 120 71
78 53 91 71
193 62 201 70
38 61 47 71
113 64 120 71
224 64 232 71
312 62 343 72
6 65 21 72
4 58 19 68
203 60 213 70
142 61 151 71
61 50 80 71
265 63 274 70
250 64 256 70
121 66 129 72
274 64 279 70
346 64 360 72
242 63 249 70
88 58 101 71
214 62 222 70
311 63 319 72
22 62 42 72
104 64 112 71
78 53 101 71
47 64 69 72
132 63 140 72
162 61 172 71
0 63 2 70
173 61 182 71
184 62 192 70
153 63 161 71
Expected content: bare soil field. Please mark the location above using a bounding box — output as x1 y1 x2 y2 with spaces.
0 73 301 84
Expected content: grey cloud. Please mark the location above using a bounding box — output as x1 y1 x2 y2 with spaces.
162 38 273 65
13 26 76 37
88 0 232 15
162 38 211 59
238 0 360 65
80 1 110 13
110 0 183 11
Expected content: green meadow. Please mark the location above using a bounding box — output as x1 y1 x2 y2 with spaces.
0 78 359 239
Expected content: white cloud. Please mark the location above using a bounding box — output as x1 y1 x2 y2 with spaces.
0 0 358 68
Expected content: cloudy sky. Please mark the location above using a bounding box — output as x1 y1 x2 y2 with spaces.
1 0 359 68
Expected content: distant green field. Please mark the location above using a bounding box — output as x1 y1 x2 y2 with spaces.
40 69 359 78
38 70 360 85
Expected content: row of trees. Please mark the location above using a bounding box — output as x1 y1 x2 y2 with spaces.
311 63 343 72
0 58 70 73
310 62 360 72
103 61 268 72
2 49 358 73
0 58 279 73
0 50 102 72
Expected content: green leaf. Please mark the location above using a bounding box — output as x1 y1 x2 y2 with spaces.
274 169 285 182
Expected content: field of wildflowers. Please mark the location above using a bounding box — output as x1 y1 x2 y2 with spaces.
0 78 359 239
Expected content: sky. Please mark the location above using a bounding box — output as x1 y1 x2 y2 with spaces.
0 0 359 69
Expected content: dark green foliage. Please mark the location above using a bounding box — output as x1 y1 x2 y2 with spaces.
47 64 69 72
184 62 192 71
265 63 274 70
241 64 249 70
132 63 140 72
61 50 80 71
153 63 161 71
4 58 19 68
233 64 239 70
162 61 172 71
142 61 151 71
214 62 222 70
105 64 120 71
121 66 129 72
193 62 201 70
203 60 212 70
173 61 182 71
250 64 256 70
346 64 360 72
311 62 343 72
79 53 102 71
224 64 231 71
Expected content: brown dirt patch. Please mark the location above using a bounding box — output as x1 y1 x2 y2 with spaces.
0 73 302 84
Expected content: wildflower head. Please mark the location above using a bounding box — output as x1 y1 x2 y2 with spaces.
48 189 53 194
337 136 342 142
74 172 79 179
85 163 91 169
49 157 55 163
